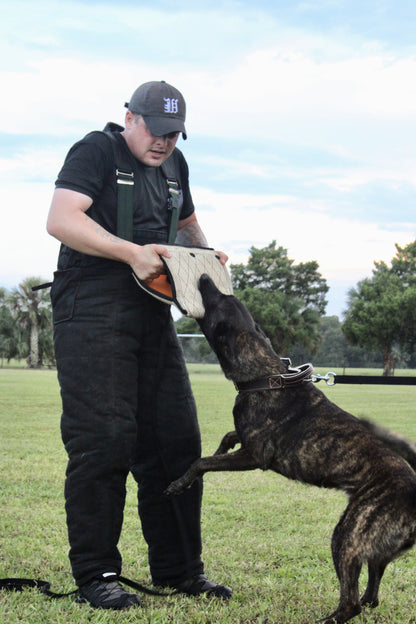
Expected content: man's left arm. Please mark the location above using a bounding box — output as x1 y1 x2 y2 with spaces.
176 213 228 264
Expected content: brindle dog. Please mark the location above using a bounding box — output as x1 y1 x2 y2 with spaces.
166 274 416 624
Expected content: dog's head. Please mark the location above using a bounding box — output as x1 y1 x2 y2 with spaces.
198 274 275 380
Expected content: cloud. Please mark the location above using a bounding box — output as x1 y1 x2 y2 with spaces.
1 0 416 320
192 185 414 283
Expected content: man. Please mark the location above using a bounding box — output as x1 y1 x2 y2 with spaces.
46 80 231 610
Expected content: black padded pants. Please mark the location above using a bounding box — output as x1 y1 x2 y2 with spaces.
51 267 203 587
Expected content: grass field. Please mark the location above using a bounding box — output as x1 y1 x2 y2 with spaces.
1 366 416 623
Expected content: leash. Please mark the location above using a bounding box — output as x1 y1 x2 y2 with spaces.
235 363 416 393
118 575 179 596
0 575 178 598
0 577 77 598
312 372 416 386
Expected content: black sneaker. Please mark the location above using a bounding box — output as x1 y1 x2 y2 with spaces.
76 574 142 609
173 574 232 599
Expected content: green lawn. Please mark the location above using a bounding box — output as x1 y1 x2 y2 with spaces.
1 367 416 623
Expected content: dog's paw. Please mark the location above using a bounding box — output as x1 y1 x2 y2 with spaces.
164 480 186 497
164 484 179 497
316 603 361 623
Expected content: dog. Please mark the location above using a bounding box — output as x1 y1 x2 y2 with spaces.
166 274 416 624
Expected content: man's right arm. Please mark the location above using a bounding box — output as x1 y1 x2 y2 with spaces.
47 188 170 281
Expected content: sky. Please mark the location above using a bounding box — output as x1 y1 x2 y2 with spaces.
1 0 416 318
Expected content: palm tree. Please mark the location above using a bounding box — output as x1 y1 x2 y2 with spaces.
8 277 52 368
0 288 18 365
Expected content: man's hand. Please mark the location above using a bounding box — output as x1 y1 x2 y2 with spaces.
216 250 228 265
129 244 171 281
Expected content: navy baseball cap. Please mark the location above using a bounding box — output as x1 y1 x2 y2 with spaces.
125 80 187 139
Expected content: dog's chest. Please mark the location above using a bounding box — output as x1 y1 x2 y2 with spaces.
232 387 330 474
232 392 292 469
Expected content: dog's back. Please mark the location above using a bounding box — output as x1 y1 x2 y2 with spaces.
234 382 416 494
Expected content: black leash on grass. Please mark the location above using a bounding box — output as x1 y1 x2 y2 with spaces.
0 577 76 598
0 575 179 598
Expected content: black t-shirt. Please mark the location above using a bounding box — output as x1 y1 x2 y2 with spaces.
55 127 195 270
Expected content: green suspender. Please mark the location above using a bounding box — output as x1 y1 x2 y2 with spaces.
115 168 135 241
165 178 181 244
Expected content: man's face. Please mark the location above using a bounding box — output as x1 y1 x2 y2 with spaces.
122 112 179 167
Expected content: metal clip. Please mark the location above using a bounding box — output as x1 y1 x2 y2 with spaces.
116 169 134 185
311 372 336 386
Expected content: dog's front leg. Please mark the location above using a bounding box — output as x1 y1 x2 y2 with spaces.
214 430 240 455
164 448 259 496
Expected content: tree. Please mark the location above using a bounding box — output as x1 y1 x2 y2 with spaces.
7 277 53 368
389 241 416 351
390 240 416 285
299 316 382 369
230 241 329 355
0 288 20 365
343 241 416 376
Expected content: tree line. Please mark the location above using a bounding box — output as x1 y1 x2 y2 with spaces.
177 240 416 375
2 240 416 373
0 278 54 368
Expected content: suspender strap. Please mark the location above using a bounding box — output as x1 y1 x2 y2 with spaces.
166 178 181 244
115 168 134 241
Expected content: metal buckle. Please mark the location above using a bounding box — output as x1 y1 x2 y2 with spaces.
116 169 134 185
166 178 179 189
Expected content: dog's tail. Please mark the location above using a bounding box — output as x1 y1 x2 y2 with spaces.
361 418 416 471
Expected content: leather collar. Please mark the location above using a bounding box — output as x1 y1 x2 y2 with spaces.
235 362 314 393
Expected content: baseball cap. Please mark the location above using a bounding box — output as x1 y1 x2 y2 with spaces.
125 80 187 139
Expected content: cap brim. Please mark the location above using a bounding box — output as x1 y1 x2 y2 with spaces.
143 115 187 140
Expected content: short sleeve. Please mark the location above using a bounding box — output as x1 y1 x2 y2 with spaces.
55 131 114 202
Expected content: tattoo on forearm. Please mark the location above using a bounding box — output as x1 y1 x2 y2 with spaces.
87 214 119 244
175 222 209 247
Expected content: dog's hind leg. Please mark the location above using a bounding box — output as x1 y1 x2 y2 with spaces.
360 521 416 609
164 448 259 496
214 431 240 455
360 559 387 608
318 551 362 623
318 511 363 623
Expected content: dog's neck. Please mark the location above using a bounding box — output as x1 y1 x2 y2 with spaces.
220 331 287 384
